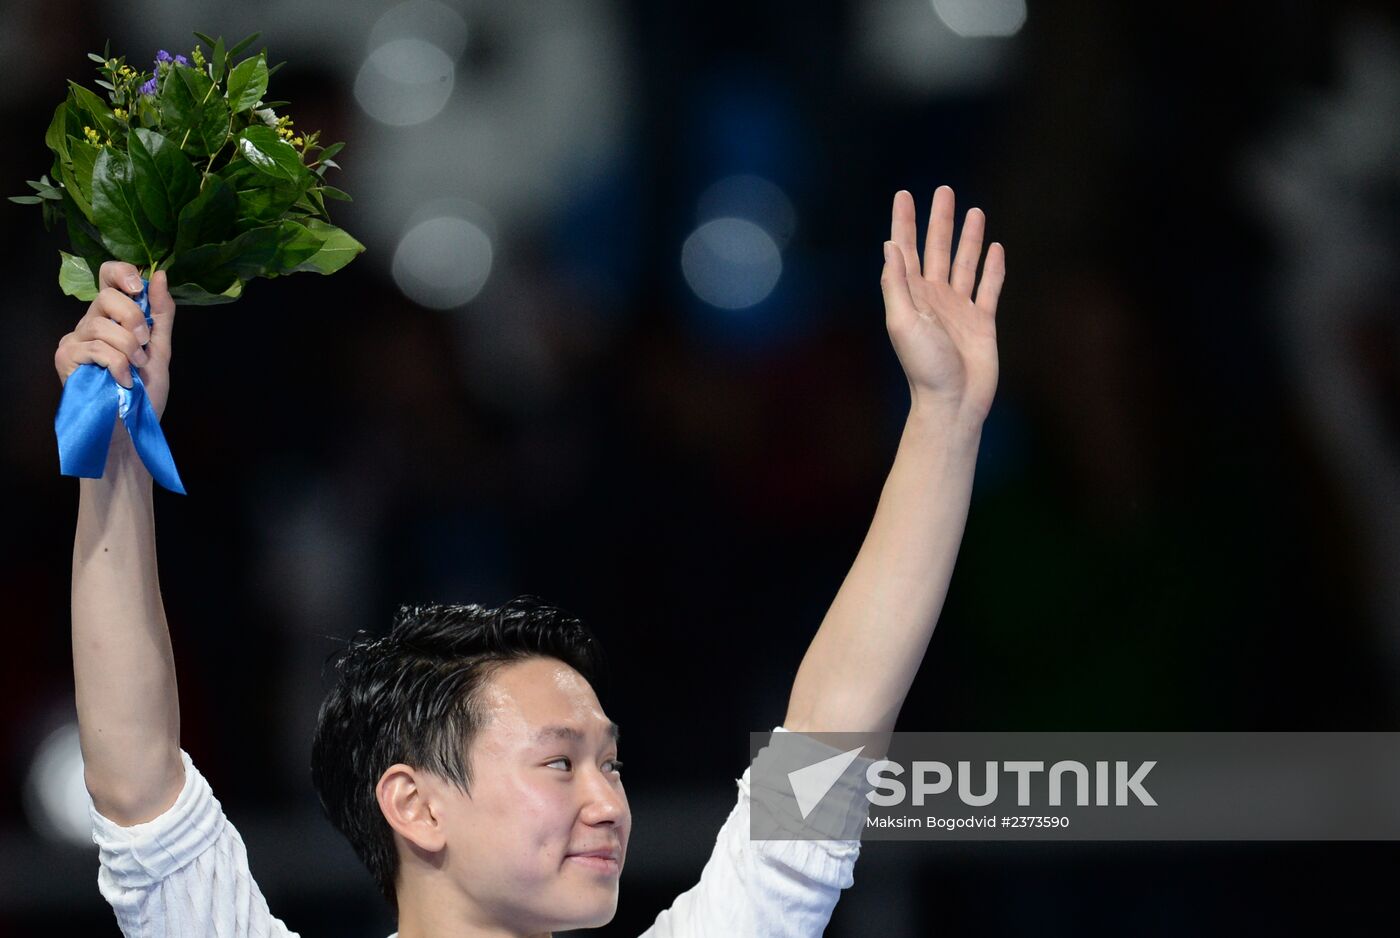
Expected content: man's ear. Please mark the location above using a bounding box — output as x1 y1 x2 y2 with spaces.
376 764 447 853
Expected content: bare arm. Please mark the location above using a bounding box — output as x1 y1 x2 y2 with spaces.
61 263 183 824
785 187 1004 737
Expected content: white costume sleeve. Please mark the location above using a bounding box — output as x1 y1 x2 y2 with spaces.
89 750 299 938
639 728 868 937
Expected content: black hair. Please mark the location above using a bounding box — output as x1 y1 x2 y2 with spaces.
309 597 604 907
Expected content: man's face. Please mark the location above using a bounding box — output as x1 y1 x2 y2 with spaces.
439 656 629 933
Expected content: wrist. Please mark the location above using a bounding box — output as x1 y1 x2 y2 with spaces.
81 426 153 493
906 393 987 447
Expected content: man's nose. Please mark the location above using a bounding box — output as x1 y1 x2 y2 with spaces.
580 769 627 825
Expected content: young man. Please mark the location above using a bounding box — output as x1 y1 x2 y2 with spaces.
60 187 1004 937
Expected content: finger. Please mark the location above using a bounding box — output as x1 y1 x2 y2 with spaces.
98 260 145 296
922 185 955 283
90 288 150 343
54 332 80 384
974 242 1006 316
950 207 985 298
880 241 917 322
146 270 176 361
890 190 923 279
75 315 149 367
70 339 133 389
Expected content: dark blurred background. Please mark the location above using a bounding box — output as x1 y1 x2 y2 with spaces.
3 0 1399 934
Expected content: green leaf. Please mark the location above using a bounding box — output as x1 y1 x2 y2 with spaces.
91 147 170 265
220 161 304 225
165 241 237 292
59 102 89 147
193 31 217 51
10 195 43 204
127 128 201 234
235 125 309 184
290 219 365 275
60 140 101 224
63 187 109 276
170 278 244 305
266 219 324 275
165 225 282 290
266 60 286 80
212 35 227 84
228 32 262 60
301 187 328 219
59 152 94 224
225 53 268 113
67 81 117 137
88 52 108 64
44 102 71 161
219 224 284 279
58 251 99 300
173 175 237 254
315 141 345 162
320 185 353 202
162 64 230 157
26 177 63 197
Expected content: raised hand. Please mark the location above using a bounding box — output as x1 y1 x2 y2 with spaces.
55 262 177 418
881 186 1003 422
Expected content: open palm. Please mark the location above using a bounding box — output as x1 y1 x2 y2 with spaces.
881 186 1003 421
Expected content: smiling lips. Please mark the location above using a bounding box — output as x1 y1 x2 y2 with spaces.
566 848 621 874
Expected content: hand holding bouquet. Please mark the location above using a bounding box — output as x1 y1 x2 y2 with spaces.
13 33 365 492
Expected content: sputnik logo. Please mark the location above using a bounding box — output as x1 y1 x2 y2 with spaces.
787 747 866 820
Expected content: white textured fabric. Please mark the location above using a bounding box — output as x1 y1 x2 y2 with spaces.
638 768 862 936
90 750 298 938
92 731 863 938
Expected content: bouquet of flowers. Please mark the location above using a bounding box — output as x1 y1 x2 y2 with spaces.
12 32 363 302
12 33 364 493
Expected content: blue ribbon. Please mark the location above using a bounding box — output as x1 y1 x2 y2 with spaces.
55 278 185 494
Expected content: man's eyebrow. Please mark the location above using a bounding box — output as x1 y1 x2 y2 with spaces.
533 722 621 744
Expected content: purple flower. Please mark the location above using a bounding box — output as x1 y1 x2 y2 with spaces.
174 54 188 66
155 49 172 64
140 77 158 96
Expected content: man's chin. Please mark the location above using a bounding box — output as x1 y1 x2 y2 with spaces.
564 887 619 929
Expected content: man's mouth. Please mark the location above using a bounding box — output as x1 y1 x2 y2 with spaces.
566 848 621 874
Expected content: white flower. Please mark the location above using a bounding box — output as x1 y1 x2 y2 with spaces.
254 107 279 127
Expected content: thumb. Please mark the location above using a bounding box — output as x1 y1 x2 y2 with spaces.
879 241 915 322
147 269 177 357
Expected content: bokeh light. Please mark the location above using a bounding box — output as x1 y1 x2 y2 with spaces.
355 0 469 128
680 217 783 310
22 722 91 846
697 174 798 249
392 210 495 309
354 37 456 126
932 0 1027 38
368 0 470 59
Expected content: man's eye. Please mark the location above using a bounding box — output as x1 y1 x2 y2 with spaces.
546 757 572 771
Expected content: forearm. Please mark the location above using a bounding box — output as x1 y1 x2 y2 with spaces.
785 401 982 736
72 430 183 823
